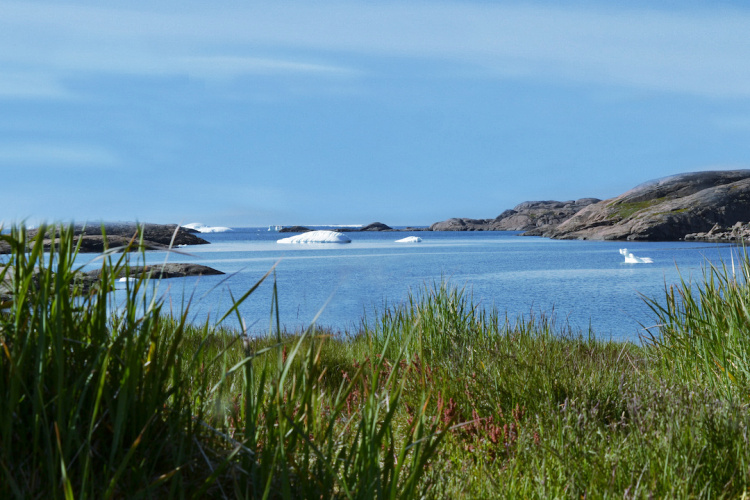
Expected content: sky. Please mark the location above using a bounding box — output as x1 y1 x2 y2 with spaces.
2 1 750 227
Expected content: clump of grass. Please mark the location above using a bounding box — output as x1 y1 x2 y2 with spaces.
0 224 446 499
644 249 750 399
363 271 750 497
606 196 667 221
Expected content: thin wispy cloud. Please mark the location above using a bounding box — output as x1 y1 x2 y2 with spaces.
180 56 359 80
0 72 70 99
1 2 749 98
0 143 119 168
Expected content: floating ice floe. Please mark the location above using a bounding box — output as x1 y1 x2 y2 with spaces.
619 248 653 264
277 230 351 244
395 236 422 243
183 222 232 233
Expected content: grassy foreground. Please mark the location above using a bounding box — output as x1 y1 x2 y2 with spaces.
2 224 750 498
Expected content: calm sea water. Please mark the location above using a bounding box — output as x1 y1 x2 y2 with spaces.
83 228 737 343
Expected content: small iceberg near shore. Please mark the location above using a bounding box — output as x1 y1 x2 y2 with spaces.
277 230 351 244
183 222 232 233
395 236 422 243
619 248 653 264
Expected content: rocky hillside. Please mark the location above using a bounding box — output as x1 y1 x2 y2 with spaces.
545 170 750 240
430 199 600 232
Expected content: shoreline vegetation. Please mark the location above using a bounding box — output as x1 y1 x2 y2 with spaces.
2 224 750 498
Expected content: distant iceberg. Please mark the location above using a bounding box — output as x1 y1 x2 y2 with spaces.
184 222 232 233
277 230 351 244
619 248 653 264
395 236 422 243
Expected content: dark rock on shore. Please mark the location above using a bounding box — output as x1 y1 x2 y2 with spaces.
76 263 224 292
360 222 393 231
685 222 750 243
1 235 162 255
546 170 750 241
333 222 394 232
429 217 490 231
66 235 162 253
430 199 600 233
29 222 209 246
1 263 224 302
5 222 210 254
278 222 424 233
85 263 224 280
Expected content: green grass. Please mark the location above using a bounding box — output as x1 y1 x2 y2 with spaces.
607 196 668 221
3 223 750 498
643 250 750 400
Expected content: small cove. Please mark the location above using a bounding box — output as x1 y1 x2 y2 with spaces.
81 228 735 342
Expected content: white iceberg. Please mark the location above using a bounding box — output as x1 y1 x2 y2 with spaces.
184 222 232 233
395 236 422 243
277 230 351 244
619 248 653 264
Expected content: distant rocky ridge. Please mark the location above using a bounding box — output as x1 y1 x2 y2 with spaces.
279 222 402 233
427 169 750 242
358 222 393 231
545 170 750 241
430 199 601 233
0 222 210 254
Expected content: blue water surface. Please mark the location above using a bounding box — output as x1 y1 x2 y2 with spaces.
78 228 737 343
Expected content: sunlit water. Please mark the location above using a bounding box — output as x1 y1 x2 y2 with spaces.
73 228 737 343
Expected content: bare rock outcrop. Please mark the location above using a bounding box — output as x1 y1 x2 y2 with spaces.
359 222 393 231
546 170 750 241
84 263 224 280
430 199 600 233
685 222 750 242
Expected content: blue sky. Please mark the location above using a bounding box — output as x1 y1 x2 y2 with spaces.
3 1 750 227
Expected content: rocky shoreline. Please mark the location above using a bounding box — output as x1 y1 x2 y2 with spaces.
1 263 224 304
1 223 222 303
427 170 750 243
684 222 750 243
429 199 601 233
9 170 750 256
544 170 750 241
77 263 224 290
1 222 209 255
